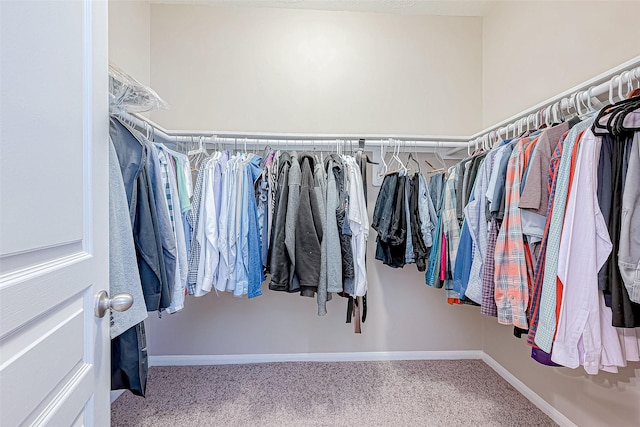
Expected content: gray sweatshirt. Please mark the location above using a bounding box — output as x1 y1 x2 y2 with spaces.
325 158 343 293
314 160 329 315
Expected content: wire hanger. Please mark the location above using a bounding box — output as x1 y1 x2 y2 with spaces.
427 141 446 174
407 152 420 174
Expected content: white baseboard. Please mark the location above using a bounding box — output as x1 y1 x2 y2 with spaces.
110 390 125 404
149 350 483 366
481 353 576 427
141 350 573 426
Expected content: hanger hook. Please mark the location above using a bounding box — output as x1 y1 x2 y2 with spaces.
618 71 628 101
609 76 617 105
586 86 595 112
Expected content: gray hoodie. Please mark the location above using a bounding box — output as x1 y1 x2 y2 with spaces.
285 152 301 292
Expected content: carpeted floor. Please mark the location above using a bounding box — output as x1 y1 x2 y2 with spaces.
111 360 557 426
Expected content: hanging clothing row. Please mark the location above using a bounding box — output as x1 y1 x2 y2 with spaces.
388 94 640 374
371 142 440 273
109 119 374 313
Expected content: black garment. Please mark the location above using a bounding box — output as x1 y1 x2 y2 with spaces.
597 136 613 291
373 174 407 268
269 153 292 291
409 173 428 271
605 133 640 327
464 153 487 209
372 173 398 241
296 155 323 297
111 321 148 397
456 162 466 222
356 151 369 326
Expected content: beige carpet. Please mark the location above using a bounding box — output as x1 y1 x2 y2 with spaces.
111 360 557 426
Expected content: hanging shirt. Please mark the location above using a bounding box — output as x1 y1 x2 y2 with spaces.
346 156 369 297
157 148 188 312
237 154 264 299
187 161 208 295
465 151 496 304
551 127 615 373
494 138 530 329
217 155 239 293
441 167 460 300
526 134 566 347
195 153 222 296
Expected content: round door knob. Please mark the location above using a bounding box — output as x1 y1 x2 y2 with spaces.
95 290 134 318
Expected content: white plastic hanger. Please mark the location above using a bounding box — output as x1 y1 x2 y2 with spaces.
381 143 388 174
618 71 628 102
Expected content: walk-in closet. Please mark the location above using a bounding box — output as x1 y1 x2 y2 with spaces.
1 1 640 426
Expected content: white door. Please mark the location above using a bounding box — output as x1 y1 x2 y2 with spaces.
0 1 111 426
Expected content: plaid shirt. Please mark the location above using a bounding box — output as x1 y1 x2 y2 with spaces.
186 160 209 295
494 138 530 329
441 166 461 299
526 135 565 346
157 149 176 233
481 218 499 317
534 118 595 352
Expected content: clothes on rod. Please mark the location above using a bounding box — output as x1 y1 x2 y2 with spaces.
372 165 439 272
110 114 372 312
374 95 640 375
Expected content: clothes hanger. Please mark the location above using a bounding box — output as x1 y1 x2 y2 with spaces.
385 138 405 175
611 78 640 134
407 152 421 174
380 143 388 175
592 94 638 136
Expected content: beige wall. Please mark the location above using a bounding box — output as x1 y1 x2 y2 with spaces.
149 4 483 135
484 319 640 426
481 2 640 426
482 0 640 127
108 0 150 85
144 4 484 357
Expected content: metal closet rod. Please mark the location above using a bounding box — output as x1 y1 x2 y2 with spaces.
114 112 470 153
459 56 640 155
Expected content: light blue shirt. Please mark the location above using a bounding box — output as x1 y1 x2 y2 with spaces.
234 154 263 298
486 141 514 214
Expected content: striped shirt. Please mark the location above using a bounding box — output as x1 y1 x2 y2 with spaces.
481 218 499 317
526 135 565 347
